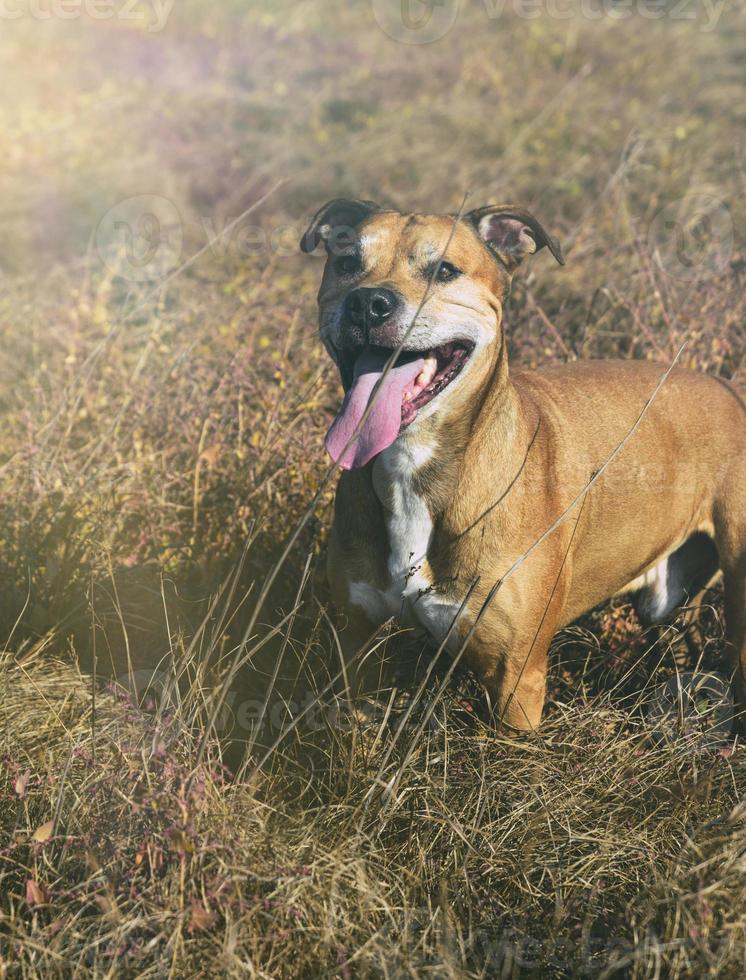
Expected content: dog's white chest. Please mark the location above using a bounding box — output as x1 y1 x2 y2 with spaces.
346 441 462 650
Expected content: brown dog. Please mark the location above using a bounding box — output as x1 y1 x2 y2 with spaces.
301 198 746 730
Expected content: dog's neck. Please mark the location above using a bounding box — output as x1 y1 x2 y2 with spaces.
365 345 527 606
370 340 526 537
379 341 521 508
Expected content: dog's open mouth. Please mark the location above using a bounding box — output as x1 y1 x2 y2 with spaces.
400 341 472 424
326 340 473 470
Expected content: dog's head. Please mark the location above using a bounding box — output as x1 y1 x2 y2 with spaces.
300 199 563 469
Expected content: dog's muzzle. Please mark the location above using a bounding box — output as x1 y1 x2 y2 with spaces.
342 287 399 346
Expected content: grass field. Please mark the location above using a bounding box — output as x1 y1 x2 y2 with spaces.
1 1 746 975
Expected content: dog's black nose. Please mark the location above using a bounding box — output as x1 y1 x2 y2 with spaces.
344 287 398 330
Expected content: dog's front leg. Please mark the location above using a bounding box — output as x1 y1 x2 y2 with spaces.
489 648 550 733
460 601 560 733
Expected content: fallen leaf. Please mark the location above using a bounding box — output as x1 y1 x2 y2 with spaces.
32 819 54 842
25 878 47 906
189 903 216 932
14 772 29 799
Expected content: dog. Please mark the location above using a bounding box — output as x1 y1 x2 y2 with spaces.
300 198 746 730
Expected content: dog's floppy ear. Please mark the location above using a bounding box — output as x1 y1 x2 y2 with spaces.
467 204 564 271
300 198 380 254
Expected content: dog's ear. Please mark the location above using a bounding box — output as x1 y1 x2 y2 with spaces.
300 198 380 254
467 204 564 271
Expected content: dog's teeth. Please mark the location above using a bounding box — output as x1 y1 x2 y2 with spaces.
416 355 438 389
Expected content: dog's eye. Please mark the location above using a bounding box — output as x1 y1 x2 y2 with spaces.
334 254 361 277
433 261 461 283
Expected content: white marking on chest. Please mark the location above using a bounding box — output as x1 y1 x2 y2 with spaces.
347 439 464 650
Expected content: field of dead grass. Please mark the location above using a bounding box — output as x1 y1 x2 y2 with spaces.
1 1 745 976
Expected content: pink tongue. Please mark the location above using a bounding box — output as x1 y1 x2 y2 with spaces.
326 348 424 469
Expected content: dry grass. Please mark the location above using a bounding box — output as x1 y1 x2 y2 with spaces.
1 1 745 976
